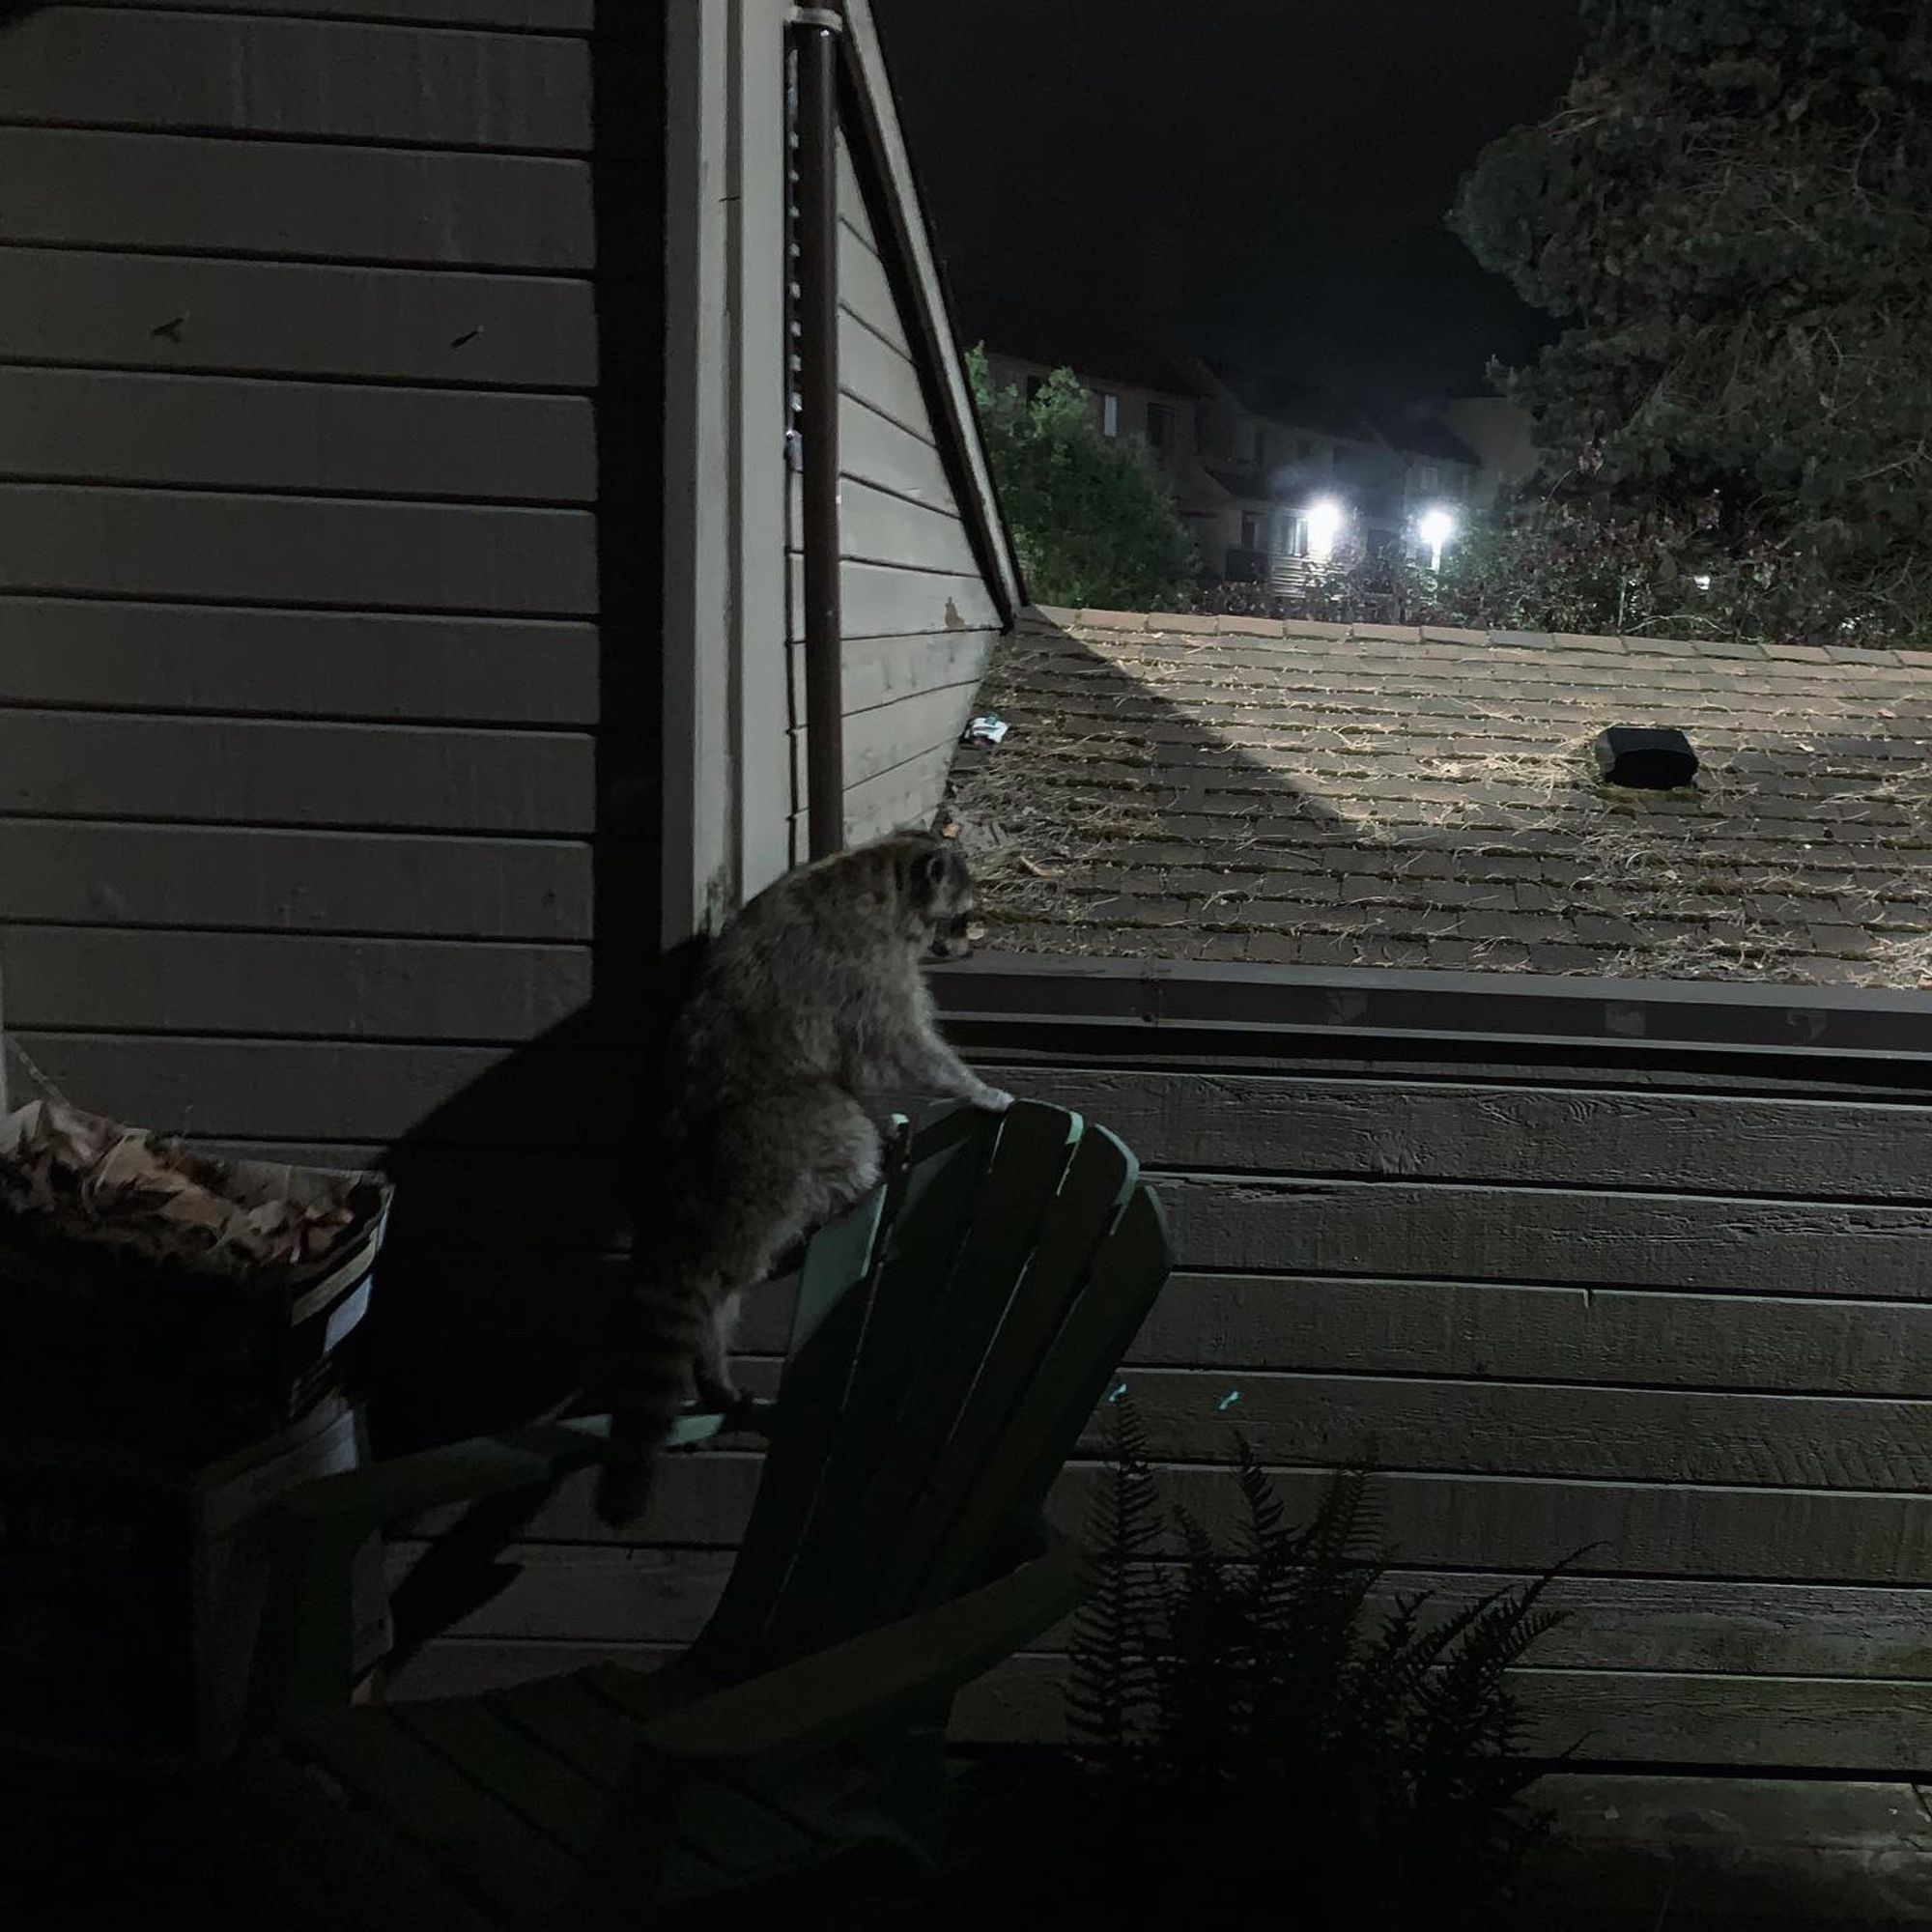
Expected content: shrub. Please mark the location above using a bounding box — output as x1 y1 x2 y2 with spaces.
967 347 1201 611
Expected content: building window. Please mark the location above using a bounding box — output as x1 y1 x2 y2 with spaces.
1416 463 1440 491
1146 402 1174 452
1295 437 1315 461
1099 390 1120 437
1239 511 1264 552
1250 425 1265 465
1025 374 1044 402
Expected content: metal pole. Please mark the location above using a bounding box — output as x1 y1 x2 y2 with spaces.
793 20 844 858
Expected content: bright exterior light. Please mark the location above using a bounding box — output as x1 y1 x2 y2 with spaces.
1305 497 1345 564
1417 505 1457 570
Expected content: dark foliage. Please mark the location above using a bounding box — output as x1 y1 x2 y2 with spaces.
1192 575 1279 617
1064 1386 1163 1753
1049 1398 1569 1922
967 348 1202 611
1449 0 1932 645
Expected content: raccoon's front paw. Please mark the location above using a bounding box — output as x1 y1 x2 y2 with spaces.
979 1087 1016 1113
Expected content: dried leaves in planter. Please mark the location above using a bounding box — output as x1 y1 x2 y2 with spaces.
0 1097 372 1284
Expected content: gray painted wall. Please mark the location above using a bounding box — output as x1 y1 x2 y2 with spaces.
781 132 1002 852
390 1025 1932 1773
0 0 627 1431
0 0 600 1052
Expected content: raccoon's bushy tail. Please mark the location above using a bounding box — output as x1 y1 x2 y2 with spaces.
593 1273 713 1529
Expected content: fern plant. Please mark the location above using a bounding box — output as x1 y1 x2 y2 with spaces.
1064 1387 1163 1762
1063 1395 1571 1921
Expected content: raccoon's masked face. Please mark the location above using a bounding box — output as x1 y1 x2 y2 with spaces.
930 914 975 961
903 836 979 956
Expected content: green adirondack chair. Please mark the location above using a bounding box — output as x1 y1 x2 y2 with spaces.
222 1099 1171 1929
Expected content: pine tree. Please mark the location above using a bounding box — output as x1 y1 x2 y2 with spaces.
1451 1 1932 644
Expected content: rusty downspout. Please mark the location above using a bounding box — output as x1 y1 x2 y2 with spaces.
791 12 843 858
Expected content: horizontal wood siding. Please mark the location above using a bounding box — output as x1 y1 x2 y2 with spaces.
2 929 591 1041
829 473 984 578
788 670 996 794
781 125 1001 848
0 129 593 267
997 1058 1932 1765
0 249 596 386
0 8 610 1225
0 367 596 501
386 1549 1932 1687
6 1033 554 1145
0 714 595 831
0 9 593 149
842 745 958 844
0 486 597 610
794 622 997 715
0 600 598 724
391 1040 1932 1773
97 2 593 24
0 824 590 938
397 1631 1932 1772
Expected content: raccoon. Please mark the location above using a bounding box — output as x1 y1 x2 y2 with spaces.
593 830 1011 1527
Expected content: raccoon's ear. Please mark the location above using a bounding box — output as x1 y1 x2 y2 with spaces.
913 847 950 896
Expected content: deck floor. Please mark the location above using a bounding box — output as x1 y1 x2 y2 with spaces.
7 1757 1929 1928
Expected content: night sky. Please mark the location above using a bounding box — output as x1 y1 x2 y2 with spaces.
871 0 1582 408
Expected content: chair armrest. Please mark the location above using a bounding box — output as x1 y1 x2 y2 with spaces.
634 1523 1077 1767
276 1406 746 1532
252 1407 745 1720
279 1418 610 1530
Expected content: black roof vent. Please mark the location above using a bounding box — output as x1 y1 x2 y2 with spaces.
1592 726 1698 790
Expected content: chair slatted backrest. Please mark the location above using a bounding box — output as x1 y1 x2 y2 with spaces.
696 1100 1170 1671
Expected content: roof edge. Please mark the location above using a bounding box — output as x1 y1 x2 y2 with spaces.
834 0 1026 622
928 952 1932 1062
1012 606 1932 668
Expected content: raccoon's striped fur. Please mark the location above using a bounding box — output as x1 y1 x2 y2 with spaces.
593 831 1011 1527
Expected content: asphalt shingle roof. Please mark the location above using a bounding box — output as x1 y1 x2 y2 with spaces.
944 609 1932 986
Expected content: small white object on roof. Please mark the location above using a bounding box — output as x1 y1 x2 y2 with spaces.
962 714 1009 746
